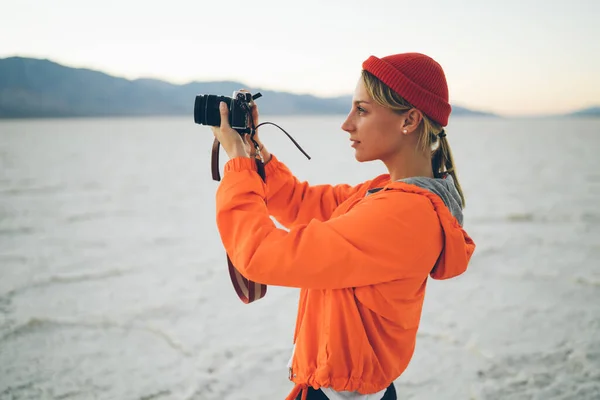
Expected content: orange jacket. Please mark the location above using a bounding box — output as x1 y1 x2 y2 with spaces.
215 155 475 398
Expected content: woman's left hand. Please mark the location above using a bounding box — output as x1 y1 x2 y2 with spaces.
210 102 250 160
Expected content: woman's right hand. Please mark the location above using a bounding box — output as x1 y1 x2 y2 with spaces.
241 89 272 163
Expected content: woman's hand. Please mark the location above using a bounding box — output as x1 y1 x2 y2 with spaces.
241 93 273 164
210 102 249 160
211 90 272 163
241 90 262 155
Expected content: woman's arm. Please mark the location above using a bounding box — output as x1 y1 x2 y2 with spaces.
216 157 444 289
261 154 371 228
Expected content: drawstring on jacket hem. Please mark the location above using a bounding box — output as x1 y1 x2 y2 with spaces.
286 383 308 400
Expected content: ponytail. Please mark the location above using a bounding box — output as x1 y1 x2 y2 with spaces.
418 117 465 207
431 133 465 207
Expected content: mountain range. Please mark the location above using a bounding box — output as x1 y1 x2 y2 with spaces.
0 57 596 119
564 106 600 117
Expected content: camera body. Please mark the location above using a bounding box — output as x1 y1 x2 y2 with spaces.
194 90 254 135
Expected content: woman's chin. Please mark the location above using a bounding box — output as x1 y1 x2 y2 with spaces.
353 149 372 163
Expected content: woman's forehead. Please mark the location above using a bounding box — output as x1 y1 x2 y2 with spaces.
353 78 371 100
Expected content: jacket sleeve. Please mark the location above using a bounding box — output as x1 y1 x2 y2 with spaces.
215 157 443 289
262 154 369 228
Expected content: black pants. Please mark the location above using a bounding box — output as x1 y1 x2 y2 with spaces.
295 383 396 399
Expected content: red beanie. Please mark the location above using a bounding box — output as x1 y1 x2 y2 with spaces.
362 53 451 126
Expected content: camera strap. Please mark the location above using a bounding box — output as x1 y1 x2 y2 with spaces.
227 253 267 304
211 138 221 181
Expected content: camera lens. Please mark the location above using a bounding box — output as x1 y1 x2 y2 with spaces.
194 95 207 125
194 95 229 126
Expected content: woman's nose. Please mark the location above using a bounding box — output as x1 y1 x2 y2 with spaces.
341 114 353 132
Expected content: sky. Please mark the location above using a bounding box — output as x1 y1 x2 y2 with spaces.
1 0 599 116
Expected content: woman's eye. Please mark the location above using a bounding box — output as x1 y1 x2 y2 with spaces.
356 106 366 114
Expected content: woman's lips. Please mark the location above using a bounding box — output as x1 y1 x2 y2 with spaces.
350 138 361 148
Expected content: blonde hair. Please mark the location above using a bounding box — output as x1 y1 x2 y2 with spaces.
361 70 466 207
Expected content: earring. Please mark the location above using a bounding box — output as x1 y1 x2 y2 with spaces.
403 129 408 134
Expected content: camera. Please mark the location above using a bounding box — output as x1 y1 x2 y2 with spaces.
194 90 258 135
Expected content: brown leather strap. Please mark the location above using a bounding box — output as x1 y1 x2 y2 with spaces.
211 137 221 181
227 254 267 303
212 137 268 303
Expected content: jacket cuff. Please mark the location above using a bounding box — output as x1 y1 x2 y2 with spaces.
264 154 283 175
224 156 256 173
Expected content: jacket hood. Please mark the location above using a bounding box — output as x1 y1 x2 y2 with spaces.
401 175 464 225
373 174 475 280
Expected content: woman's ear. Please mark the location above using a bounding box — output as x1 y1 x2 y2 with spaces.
402 109 423 134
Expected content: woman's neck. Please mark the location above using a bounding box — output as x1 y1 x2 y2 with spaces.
384 148 434 181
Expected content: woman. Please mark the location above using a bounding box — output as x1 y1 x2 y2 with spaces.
211 52 476 400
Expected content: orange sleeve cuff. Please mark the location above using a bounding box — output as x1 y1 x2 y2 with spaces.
264 154 282 175
223 154 286 178
223 156 256 174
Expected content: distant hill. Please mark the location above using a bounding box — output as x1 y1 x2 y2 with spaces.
564 106 600 117
0 56 495 119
